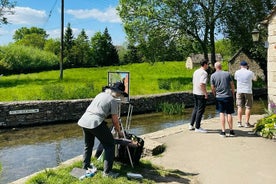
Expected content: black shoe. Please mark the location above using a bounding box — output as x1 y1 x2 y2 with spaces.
220 131 226 137
229 130 235 137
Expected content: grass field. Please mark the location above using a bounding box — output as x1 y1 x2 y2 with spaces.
0 62 195 102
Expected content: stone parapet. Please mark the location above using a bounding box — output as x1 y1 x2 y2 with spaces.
0 89 266 128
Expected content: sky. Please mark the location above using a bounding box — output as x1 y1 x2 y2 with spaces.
0 0 126 46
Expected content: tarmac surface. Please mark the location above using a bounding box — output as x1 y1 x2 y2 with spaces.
142 114 276 184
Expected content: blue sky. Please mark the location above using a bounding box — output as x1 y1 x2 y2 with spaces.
0 0 126 46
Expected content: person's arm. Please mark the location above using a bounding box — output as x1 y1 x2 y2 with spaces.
111 114 124 138
200 83 208 99
252 72 257 81
211 84 216 97
230 81 235 98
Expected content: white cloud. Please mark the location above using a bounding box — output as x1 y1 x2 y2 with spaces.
66 7 121 23
5 7 48 25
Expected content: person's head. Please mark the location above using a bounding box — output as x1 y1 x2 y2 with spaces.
107 82 128 98
200 59 209 70
214 62 222 70
240 61 248 69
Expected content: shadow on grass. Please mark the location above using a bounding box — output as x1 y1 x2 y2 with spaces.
119 160 198 184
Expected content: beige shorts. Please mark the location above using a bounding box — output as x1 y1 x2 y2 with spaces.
236 93 253 109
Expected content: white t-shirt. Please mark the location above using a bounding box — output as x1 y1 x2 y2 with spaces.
234 68 256 94
192 68 208 95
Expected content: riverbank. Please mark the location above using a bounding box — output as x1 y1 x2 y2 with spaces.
10 114 276 184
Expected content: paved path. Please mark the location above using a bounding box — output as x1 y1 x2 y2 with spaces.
143 114 276 184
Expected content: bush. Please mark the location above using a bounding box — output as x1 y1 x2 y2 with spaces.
0 44 59 75
254 114 276 139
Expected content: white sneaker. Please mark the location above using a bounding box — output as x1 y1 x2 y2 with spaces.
195 127 207 133
189 125 195 130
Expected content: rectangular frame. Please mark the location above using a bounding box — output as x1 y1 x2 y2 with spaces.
108 71 130 102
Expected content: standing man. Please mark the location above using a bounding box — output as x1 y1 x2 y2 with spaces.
234 61 257 128
189 59 209 133
211 62 235 137
78 82 127 177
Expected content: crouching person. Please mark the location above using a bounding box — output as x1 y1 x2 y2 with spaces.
78 82 127 177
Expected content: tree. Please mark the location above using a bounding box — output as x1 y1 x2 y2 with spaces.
63 23 75 67
222 0 274 81
44 38 60 55
0 0 15 26
91 28 119 66
70 29 92 67
118 0 229 65
13 27 48 49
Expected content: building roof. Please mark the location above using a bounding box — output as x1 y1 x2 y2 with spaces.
261 6 276 24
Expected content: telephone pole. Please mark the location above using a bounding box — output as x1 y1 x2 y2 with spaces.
60 0 64 80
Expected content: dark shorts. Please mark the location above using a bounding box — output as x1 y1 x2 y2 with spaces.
216 97 235 114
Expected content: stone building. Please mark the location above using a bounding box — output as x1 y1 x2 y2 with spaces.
228 48 265 80
262 6 276 111
185 53 222 69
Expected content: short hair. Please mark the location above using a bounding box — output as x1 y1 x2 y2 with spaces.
214 62 221 69
200 59 208 66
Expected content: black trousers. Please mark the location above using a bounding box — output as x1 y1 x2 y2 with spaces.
190 94 206 129
82 122 115 173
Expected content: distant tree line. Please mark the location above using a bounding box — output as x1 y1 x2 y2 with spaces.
0 0 274 76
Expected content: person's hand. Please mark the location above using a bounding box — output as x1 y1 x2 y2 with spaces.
118 131 124 138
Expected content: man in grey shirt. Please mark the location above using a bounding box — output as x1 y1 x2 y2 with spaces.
211 62 235 137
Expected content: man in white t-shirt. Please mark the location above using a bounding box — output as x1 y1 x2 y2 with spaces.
189 59 209 133
234 61 257 128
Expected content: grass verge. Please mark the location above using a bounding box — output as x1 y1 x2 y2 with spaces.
25 158 196 184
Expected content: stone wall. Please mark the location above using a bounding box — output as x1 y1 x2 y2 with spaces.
267 10 276 111
0 89 266 128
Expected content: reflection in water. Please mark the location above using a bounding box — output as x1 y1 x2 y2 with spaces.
0 100 267 183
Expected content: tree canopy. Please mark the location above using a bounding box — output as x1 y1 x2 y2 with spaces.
118 0 275 64
0 0 15 26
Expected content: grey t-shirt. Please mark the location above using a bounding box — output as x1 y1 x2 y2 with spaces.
78 92 119 129
210 70 233 98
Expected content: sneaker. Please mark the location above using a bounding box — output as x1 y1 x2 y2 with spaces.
229 130 235 137
189 124 195 130
244 123 254 128
87 165 97 173
237 122 243 127
194 127 207 133
220 131 226 137
102 171 119 178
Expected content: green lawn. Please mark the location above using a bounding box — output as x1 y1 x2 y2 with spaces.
0 62 195 102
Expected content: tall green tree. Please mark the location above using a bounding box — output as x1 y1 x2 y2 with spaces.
0 0 15 26
70 29 91 67
63 23 75 67
13 27 48 49
222 0 274 80
118 0 229 65
91 28 119 66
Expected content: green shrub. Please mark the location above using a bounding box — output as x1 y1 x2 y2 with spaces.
254 114 276 139
0 44 59 74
